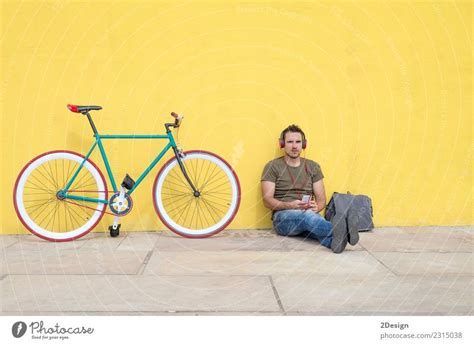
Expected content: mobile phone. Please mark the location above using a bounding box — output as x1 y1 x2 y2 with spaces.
301 195 311 203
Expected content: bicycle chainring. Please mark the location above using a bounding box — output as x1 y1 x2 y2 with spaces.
109 192 133 216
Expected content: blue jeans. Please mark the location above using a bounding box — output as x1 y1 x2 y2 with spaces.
273 210 333 248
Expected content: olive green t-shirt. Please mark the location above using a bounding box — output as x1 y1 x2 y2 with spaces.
261 157 324 201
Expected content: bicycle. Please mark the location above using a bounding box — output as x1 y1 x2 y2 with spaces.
13 105 241 242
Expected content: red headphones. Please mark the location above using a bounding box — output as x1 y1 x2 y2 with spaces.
279 127 307 149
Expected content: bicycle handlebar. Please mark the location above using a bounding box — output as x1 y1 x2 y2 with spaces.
165 112 183 132
170 112 183 127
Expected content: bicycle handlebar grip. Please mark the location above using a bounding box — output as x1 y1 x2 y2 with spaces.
170 112 183 126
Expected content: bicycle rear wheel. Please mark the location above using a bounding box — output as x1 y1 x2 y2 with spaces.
153 150 240 238
13 151 108 242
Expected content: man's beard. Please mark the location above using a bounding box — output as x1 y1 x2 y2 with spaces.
287 151 300 159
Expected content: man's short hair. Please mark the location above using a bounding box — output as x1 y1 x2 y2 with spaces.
280 124 306 142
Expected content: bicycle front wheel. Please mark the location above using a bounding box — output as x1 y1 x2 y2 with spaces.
153 150 241 238
13 151 108 242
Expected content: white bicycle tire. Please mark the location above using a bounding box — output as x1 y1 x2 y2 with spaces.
14 151 107 241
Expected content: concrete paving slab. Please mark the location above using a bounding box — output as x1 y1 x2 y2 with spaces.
0 236 20 250
375 226 473 235
370 252 473 276
360 228 473 252
1 311 286 316
116 232 160 251
144 250 392 276
154 230 364 252
273 274 473 315
1 227 472 316
78 233 125 250
3 235 85 252
1 275 280 313
2 249 148 275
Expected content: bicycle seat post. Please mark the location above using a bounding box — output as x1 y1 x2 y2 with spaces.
84 112 98 135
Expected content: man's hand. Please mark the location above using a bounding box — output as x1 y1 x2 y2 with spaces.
287 200 313 210
309 200 319 212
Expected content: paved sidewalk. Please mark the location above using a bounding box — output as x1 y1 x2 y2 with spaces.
1 227 472 315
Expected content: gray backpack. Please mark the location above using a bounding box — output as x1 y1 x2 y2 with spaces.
324 192 374 231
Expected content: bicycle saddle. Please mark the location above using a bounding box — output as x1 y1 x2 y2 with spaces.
67 104 102 113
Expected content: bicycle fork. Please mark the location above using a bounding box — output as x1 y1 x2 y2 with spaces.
172 146 201 197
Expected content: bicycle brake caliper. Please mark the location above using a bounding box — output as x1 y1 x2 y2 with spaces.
177 146 185 159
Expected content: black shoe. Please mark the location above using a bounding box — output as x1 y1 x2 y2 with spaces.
347 208 360 246
330 217 348 254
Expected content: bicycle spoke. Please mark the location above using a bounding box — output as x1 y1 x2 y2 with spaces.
203 190 233 195
25 206 52 220
169 169 192 188
35 164 57 189
188 200 199 229
200 193 232 203
200 170 227 191
25 194 56 210
165 194 195 217
70 171 95 191
161 190 192 197
161 192 193 203
24 197 56 204
28 173 57 193
203 198 228 214
197 160 217 190
42 201 58 231
23 191 56 195
61 202 68 231
64 202 82 229
45 162 59 190
202 178 232 193
65 201 90 224
64 159 75 187
56 199 62 232
186 158 199 187
162 176 192 191
200 198 221 224
201 196 227 216
65 162 82 188
192 159 204 189
200 161 213 188
54 160 59 191
72 181 99 191
196 200 204 229
52 201 60 232
173 197 195 225
62 159 66 187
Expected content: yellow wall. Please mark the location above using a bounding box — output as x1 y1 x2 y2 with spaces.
1 1 472 234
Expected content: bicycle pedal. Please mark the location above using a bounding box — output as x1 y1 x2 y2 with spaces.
121 174 135 190
109 224 121 237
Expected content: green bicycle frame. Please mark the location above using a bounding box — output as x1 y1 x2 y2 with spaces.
61 132 178 205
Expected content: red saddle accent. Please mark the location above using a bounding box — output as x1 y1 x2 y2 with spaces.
67 104 102 113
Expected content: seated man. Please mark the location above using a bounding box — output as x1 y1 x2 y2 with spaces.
261 124 358 253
